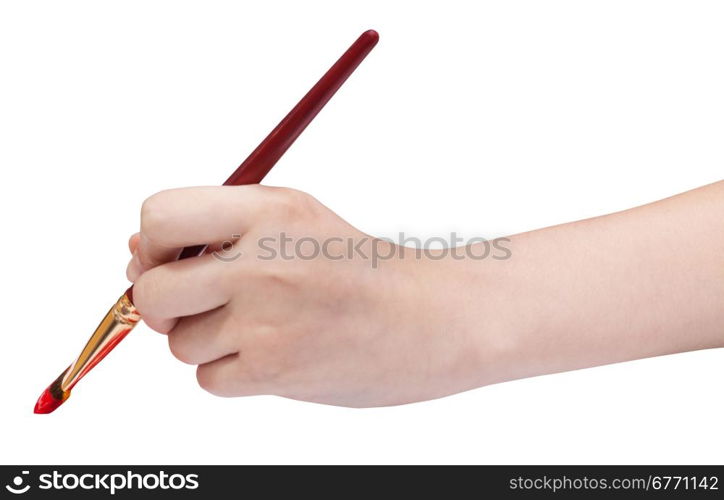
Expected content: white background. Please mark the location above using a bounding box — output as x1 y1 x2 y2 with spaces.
0 1 722 464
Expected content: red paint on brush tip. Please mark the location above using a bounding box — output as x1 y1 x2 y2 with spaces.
34 370 70 414
33 387 68 414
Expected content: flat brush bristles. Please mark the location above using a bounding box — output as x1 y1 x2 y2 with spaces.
34 372 70 414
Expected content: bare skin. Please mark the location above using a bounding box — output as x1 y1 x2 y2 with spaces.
126 181 724 407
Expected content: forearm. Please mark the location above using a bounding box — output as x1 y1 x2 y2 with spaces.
459 181 724 387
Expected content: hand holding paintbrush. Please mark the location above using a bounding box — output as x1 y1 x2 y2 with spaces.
34 29 379 413
35 28 724 413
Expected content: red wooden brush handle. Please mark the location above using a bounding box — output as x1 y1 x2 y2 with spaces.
223 29 379 186
125 30 379 304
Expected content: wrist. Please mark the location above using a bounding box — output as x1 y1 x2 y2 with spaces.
409 245 528 394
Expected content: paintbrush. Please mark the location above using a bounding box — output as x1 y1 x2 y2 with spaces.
34 29 379 414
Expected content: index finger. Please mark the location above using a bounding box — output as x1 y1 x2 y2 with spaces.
128 185 282 280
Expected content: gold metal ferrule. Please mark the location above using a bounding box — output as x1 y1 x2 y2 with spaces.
60 293 141 392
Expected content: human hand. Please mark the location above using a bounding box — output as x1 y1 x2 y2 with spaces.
126 186 497 407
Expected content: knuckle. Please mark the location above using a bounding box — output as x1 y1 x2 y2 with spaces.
167 334 197 365
196 365 230 396
140 189 176 241
132 270 162 317
264 187 317 221
144 317 174 335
